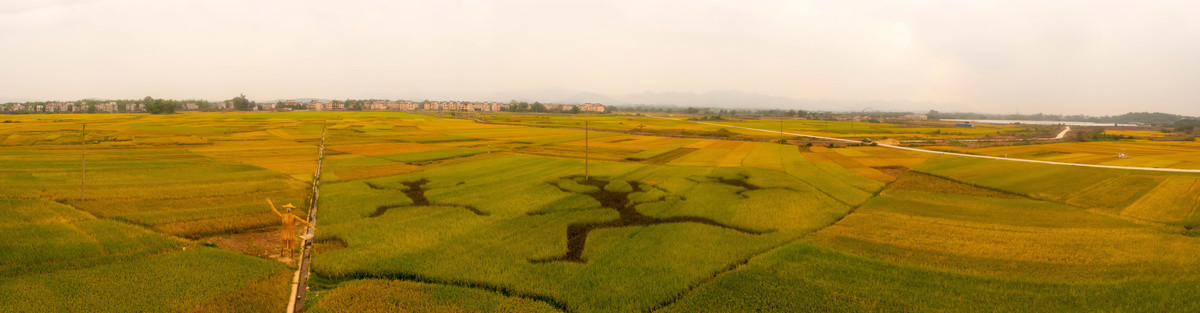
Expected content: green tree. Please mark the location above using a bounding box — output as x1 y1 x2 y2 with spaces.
144 97 175 114
230 94 253 111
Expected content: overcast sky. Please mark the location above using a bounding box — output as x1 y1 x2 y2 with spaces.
1 0 1198 115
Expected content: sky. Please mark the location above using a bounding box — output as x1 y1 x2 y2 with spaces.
1 0 1198 115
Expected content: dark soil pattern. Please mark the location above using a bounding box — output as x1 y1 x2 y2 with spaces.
532 176 771 263
690 174 797 198
872 166 909 177
640 148 699 164
364 179 489 216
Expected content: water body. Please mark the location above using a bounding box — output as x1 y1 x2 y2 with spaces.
943 119 1143 127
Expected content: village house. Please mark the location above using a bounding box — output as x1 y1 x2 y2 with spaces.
99 102 119 113
45 102 72 113
581 103 605 113
308 100 325 111
366 100 388 111
0 98 601 114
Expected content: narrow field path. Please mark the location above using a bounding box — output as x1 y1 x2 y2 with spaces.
1055 126 1071 139
657 116 1200 173
287 125 327 313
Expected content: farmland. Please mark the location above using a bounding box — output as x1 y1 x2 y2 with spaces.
3 111 1199 312
481 112 1051 141
926 139 1200 170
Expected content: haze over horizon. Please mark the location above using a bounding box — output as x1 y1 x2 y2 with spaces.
2 0 1198 116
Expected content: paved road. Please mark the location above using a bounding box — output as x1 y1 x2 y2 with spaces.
654 116 1200 173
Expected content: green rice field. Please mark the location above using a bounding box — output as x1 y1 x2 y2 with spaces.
3 111 1198 312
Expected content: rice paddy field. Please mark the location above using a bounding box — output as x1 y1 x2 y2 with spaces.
3 111 1199 312
926 139 1200 170
482 113 1048 141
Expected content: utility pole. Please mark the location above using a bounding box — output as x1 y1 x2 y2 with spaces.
584 121 589 180
80 123 86 201
779 118 784 142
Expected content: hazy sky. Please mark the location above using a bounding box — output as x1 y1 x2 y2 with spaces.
2 0 1198 115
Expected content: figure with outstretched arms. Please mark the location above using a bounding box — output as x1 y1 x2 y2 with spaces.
268 198 312 258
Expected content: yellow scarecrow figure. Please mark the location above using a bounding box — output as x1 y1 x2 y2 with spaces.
267 198 312 258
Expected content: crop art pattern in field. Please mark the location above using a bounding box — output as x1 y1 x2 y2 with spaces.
530 175 773 263
311 154 862 312
7 112 1200 312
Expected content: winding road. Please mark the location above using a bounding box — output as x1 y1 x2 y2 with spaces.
655 116 1200 173
1055 126 1071 139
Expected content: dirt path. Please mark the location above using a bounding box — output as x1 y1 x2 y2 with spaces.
287 125 326 313
1055 126 1071 139
659 116 1200 173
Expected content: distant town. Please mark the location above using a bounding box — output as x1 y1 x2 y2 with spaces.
3 97 1198 131
0 97 607 114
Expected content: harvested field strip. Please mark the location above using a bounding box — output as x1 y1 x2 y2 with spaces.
626 139 701 161
639 148 697 164
888 171 1022 199
376 148 484 163
667 148 727 167
849 167 895 182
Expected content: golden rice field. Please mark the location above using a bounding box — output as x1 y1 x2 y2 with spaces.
483 113 1048 141
927 139 1200 169
3 111 1199 312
